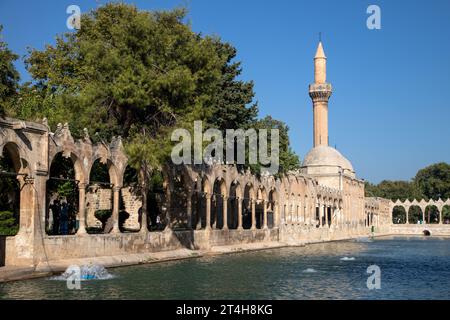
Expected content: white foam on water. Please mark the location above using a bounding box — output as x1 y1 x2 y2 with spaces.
355 237 373 243
49 265 115 281
340 257 356 261
302 268 318 273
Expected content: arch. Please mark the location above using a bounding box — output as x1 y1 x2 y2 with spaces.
46 152 79 235
442 205 450 224
212 177 227 229
408 205 423 224
120 165 141 232
86 158 113 234
268 188 279 228
147 170 165 232
392 206 407 224
88 157 119 187
424 205 439 224
256 186 267 229
243 183 255 229
0 145 21 236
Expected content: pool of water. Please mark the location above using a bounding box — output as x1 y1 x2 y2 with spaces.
1 236 449 299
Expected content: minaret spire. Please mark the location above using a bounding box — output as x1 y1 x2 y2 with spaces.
309 40 332 147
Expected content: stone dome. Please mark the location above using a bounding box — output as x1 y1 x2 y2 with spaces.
302 145 354 176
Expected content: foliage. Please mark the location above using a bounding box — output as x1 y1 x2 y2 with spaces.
2 3 298 180
0 210 18 236
365 180 422 201
0 25 19 117
244 116 300 176
414 163 450 200
365 162 450 203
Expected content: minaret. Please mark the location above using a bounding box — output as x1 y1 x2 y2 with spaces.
309 41 332 147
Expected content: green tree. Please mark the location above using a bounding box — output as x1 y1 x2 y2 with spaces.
6 3 300 184
16 4 265 170
250 116 300 176
364 180 422 201
414 162 450 200
0 25 20 117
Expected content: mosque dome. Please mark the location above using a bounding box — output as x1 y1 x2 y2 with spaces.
302 145 355 177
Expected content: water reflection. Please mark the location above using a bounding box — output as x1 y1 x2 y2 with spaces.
0 236 449 300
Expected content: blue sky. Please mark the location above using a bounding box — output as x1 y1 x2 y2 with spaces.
1 0 449 183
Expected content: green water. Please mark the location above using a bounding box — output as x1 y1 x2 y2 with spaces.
1 236 449 299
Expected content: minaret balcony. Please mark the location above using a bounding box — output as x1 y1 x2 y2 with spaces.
309 83 332 101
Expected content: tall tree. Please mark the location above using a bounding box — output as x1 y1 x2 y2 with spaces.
0 25 19 117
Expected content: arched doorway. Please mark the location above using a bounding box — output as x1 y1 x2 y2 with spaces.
46 153 79 235
392 206 407 224
0 146 20 236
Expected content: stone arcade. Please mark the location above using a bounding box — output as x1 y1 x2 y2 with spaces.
0 42 448 274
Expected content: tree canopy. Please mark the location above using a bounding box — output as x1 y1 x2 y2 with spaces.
365 162 450 201
2 3 298 176
0 25 19 116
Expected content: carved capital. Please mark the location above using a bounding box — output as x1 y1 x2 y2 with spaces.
309 83 332 102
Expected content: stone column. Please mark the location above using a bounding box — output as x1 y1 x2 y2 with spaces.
422 209 426 224
111 186 121 233
325 205 329 227
251 199 256 230
205 194 212 230
237 197 243 230
77 183 87 235
263 200 268 229
222 196 228 230
139 183 148 235
405 206 409 224
439 209 443 225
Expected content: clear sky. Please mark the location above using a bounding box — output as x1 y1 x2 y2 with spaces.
1 0 449 183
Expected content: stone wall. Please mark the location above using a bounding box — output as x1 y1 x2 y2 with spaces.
121 186 142 230
390 224 450 236
86 185 112 228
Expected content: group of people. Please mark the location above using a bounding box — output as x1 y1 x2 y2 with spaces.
49 198 77 235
